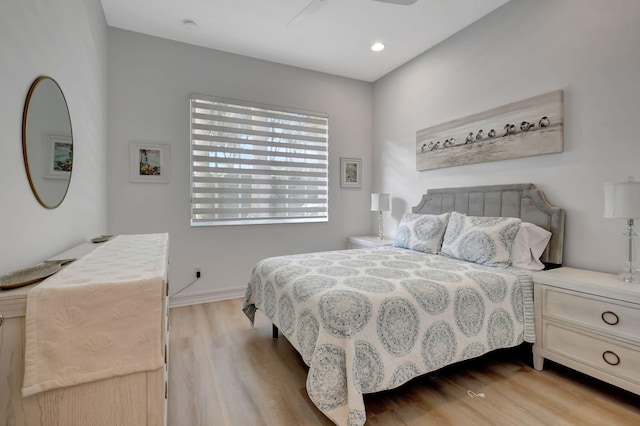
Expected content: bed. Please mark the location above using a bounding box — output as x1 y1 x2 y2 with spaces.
243 183 564 426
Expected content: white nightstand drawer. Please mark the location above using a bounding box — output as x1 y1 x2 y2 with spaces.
544 322 640 385
347 236 393 249
534 267 640 395
544 288 640 342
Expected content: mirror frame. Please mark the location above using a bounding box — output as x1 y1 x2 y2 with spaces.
22 76 73 209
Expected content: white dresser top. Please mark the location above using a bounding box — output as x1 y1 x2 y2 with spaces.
0 242 100 317
21 233 168 397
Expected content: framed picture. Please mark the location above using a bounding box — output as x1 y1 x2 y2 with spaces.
130 142 170 183
340 157 362 188
44 135 72 179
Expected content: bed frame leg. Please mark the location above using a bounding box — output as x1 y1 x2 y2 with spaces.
272 324 279 339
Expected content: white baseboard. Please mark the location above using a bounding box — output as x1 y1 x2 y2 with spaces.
168 286 246 308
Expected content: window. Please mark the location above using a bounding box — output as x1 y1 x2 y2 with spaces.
190 94 329 226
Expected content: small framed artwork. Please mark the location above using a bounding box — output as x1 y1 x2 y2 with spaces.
44 135 73 179
340 157 362 188
130 142 170 183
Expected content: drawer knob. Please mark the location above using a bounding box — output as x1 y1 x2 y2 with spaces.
602 350 620 366
0 314 4 328
601 311 619 325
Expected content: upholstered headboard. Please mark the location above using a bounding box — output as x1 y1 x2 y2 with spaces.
412 183 564 266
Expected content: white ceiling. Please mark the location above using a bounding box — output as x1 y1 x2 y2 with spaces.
100 0 510 82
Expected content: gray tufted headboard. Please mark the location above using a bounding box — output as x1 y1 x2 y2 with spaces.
412 183 564 266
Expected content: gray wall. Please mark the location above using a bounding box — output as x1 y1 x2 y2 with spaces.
372 0 640 274
107 29 373 301
5 0 638 293
0 0 108 274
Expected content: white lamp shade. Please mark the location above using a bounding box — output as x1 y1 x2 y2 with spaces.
371 193 391 212
604 179 640 219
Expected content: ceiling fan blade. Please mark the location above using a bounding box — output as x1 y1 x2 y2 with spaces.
372 0 418 5
288 0 327 26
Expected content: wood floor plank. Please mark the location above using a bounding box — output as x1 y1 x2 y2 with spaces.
168 298 640 425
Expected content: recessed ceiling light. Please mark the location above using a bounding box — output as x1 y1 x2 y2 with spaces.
370 42 385 52
183 19 197 30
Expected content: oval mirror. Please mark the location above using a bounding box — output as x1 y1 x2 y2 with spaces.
22 76 73 209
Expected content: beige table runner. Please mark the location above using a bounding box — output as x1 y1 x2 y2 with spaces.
22 233 168 397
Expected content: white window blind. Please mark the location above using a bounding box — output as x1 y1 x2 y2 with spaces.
190 94 329 226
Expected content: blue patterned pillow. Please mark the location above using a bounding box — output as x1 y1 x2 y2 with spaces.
441 212 522 267
393 213 450 254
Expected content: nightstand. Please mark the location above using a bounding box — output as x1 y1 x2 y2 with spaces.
533 267 640 395
347 235 394 249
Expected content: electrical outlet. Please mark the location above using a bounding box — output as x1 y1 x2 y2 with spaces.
195 267 201 279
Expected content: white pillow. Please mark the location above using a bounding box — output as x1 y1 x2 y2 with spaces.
441 212 521 267
393 212 450 254
509 222 552 270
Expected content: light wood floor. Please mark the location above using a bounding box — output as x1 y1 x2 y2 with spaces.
168 299 640 425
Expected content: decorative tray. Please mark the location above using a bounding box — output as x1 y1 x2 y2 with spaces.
91 234 113 243
45 258 76 266
0 261 62 290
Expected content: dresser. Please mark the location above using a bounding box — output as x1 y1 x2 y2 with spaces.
347 235 394 249
0 235 169 426
533 267 640 395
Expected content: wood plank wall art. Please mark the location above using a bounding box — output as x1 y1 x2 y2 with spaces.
416 90 563 171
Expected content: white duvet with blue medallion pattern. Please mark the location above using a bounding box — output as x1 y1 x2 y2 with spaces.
243 247 534 426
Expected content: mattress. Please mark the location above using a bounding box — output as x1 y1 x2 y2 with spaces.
243 246 534 426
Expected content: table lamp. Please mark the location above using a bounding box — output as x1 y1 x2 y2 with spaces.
604 177 640 283
371 193 391 240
